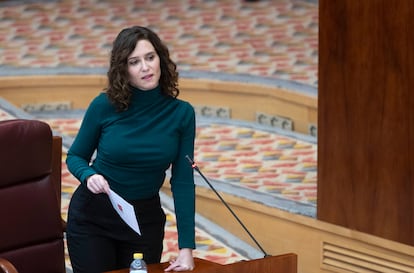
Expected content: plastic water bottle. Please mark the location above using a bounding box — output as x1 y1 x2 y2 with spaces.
129 252 147 273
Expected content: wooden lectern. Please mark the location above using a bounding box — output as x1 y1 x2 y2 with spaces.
105 253 297 273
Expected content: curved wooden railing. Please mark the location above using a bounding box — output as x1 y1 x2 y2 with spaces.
0 74 317 135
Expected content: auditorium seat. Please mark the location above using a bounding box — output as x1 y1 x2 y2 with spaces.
0 119 65 273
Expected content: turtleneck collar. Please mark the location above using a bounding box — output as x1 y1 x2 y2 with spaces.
129 84 163 106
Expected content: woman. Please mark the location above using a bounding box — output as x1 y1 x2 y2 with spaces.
66 26 196 273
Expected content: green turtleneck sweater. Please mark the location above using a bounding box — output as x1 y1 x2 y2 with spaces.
66 85 196 249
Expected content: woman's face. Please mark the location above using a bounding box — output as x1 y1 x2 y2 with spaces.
127 39 161 90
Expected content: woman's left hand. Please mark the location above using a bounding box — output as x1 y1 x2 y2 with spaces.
164 248 194 271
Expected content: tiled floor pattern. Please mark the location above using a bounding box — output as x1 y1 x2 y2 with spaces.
0 0 318 86
194 123 317 204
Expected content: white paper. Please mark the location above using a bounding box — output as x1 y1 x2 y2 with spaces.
108 189 141 235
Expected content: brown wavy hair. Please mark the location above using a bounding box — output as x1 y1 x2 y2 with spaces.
105 26 179 111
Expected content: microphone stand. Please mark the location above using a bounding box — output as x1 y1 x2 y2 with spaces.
185 155 271 258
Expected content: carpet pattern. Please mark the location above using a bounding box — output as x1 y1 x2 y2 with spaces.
195 123 316 204
0 0 318 86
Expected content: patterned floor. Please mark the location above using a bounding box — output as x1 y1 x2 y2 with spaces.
0 0 318 86
0 0 319 271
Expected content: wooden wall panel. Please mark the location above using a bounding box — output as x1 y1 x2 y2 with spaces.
317 1 414 245
0 76 317 134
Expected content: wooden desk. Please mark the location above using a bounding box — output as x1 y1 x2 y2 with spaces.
105 258 221 273
105 254 297 273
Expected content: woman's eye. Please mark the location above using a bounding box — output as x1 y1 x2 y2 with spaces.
129 59 139 65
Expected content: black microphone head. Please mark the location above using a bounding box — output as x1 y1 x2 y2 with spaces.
185 155 194 164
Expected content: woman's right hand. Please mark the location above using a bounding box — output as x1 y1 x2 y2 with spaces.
86 174 110 194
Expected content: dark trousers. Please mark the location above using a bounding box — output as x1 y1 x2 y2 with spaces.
66 185 166 273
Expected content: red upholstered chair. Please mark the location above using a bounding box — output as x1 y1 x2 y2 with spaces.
0 119 65 273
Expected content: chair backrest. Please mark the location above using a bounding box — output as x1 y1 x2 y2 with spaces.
0 119 65 273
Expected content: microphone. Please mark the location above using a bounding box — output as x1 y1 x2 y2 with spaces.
185 155 271 258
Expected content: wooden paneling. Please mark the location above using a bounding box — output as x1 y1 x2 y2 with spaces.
318 0 414 246
0 75 317 134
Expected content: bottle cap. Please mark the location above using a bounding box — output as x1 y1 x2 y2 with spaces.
133 253 143 259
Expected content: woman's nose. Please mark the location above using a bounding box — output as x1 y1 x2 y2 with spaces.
141 61 149 71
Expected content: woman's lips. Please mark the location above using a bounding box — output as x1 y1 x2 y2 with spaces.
142 74 153 80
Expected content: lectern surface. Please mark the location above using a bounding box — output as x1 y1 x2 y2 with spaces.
104 258 221 273
105 254 297 273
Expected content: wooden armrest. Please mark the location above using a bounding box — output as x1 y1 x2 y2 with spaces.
0 258 18 273
52 136 67 232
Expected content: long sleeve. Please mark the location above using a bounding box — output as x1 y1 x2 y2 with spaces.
66 94 107 184
170 102 196 249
